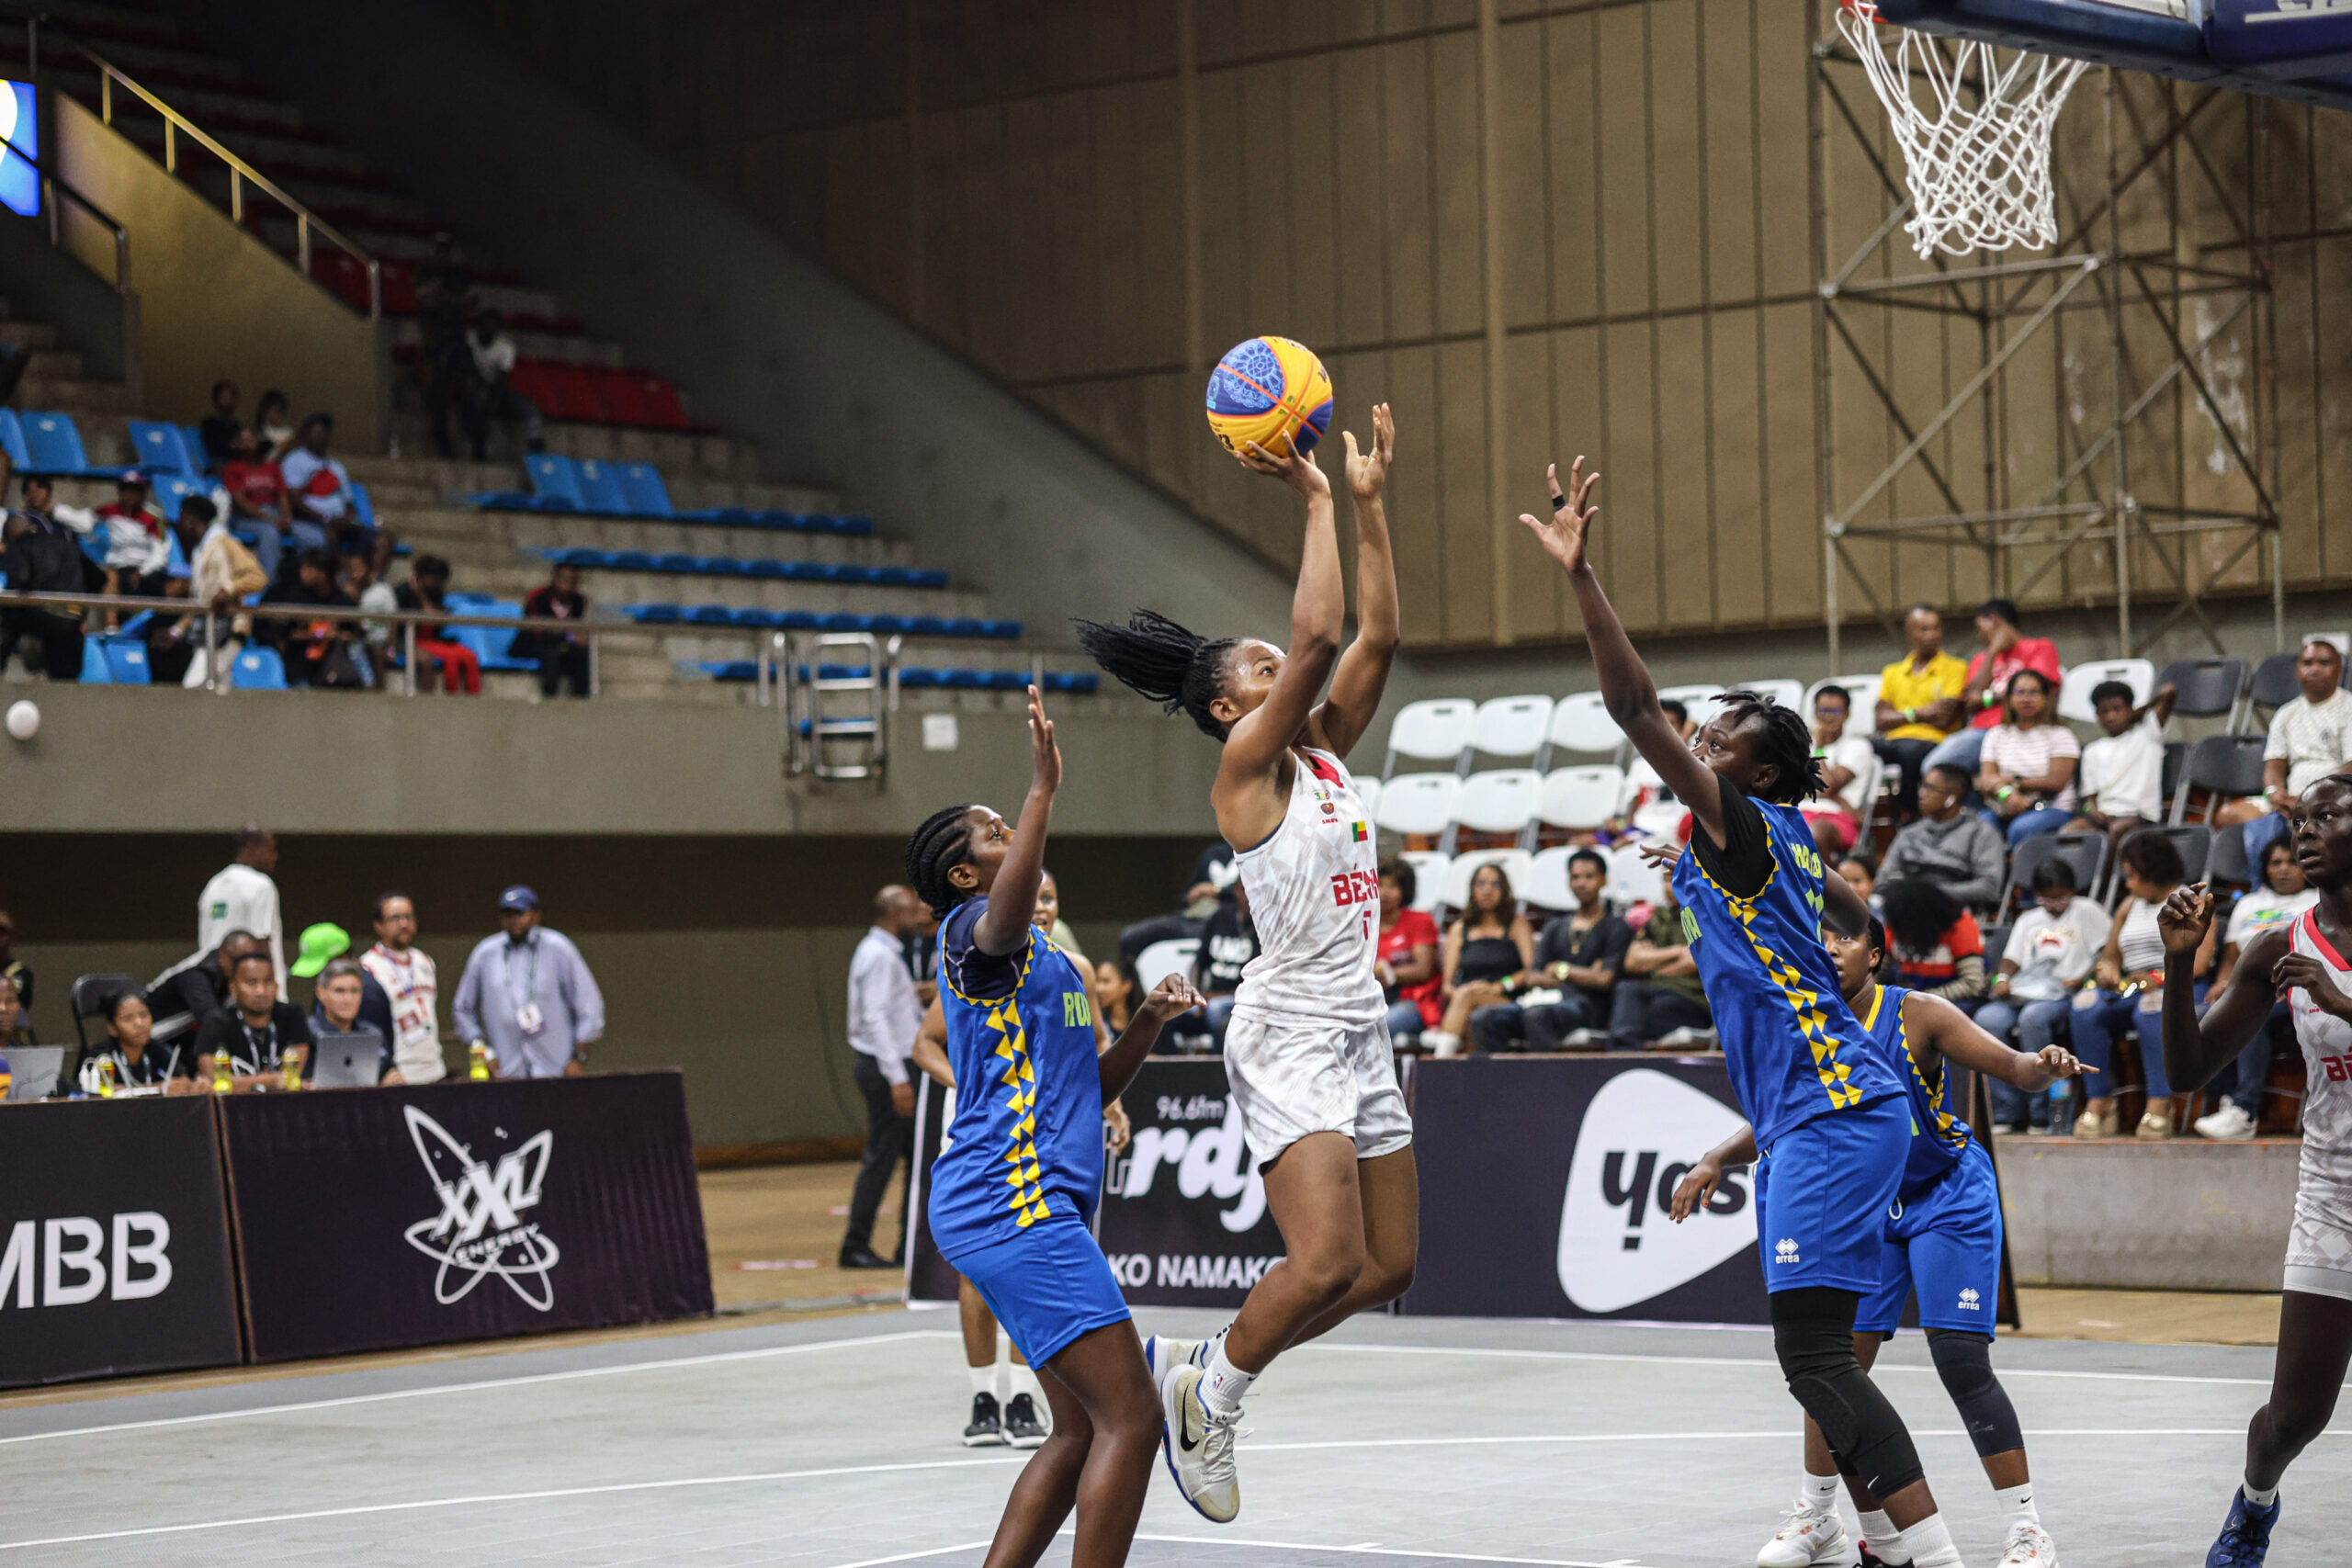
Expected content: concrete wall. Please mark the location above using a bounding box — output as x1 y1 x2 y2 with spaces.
1997 1136 2301 1292
0 205 141 391
49 93 386 441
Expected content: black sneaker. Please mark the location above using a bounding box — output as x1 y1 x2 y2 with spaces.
962 1392 1005 1447
1004 1391 1048 1449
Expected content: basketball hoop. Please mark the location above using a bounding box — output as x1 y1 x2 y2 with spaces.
1838 0 2089 258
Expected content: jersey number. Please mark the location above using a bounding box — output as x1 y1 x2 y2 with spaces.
2321 1054 2351 1083
1332 870 1378 942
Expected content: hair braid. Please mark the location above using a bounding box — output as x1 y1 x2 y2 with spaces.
1719 689 1824 807
1072 608 1239 739
906 803 979 920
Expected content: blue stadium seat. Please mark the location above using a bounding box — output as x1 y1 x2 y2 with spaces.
630 604 683 624
905 616 951 637
21 412 117 478
941 669 983 689
610 550 657 571
776 561 823 581
816 613 875 632
981 619 1023 638
77 648 114 683
742 558 787 580
910 570 951 589
896 668 944 688
349 481 376 528
574 458 630 516
729 606 781 627
448 604 535 673
946 618 986 638
753 510 802 529
687 604 736 625
614 462 674 518
697 660 759 682
181 423 210 472
230 646 288 691
693 555 747 577
644 552 688 574
1042 671 1101 694
152 473 210 522
524 453 587 512
0 411 28 471
102 638 152 684
551 547 613 570
128 421 195 472
777 610 821 630
836 514 876 536
820 563 875 585
445 592 498 612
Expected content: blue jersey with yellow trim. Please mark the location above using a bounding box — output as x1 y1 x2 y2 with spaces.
1671 794 1900 1148
926 897 1105 1258
1859 983 1973 1198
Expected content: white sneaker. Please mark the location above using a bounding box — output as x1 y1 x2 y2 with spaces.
1423 1031 1463 1057
2000 1520 2059 1566
1758 1506 1860 1567
1144 1334 1200 1404
1160 1363 1241 1523
2195 1101 2257 1142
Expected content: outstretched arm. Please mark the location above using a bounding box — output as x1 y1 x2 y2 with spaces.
2161 886 2290 1095
974 686 1062 955
1521 460 1728 849
1908 989 2082 1090
1098 974 1205 1101
1216 441 1343 829
1309 404 1398 760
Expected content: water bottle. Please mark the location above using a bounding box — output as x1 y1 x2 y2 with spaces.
2046 1077 2074 1137
96 1057 118 1098
211 1049 233 1094
281 1047 303 1091
469 1040 493 1081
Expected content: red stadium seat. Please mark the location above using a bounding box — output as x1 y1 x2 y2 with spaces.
379 259 419 315
585 365 650 426
628 370 692 431
526 359 604 423
308 250 373 313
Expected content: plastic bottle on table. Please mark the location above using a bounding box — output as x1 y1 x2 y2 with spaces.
469 1040 493 1081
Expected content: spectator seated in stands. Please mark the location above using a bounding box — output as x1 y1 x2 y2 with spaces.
2195 835 2321 1143
0 907 28 1016
1880 878 1988 1008
310 956 391 1084
1799 682 1876 856
96 469 172 603
76 989 181 1095
2222 636 2352 866
187 949 312 1092
1423 861 1535 1056
222 423 304 587
268 548 370 689
1973 668 2079 847
146 930 265 1065
1374 857 1441 1048
1182 880 1260 1049
1974 860 2109 1132
253 389 297 463
2071 827 2215 1140
0 477 101 681
0 971 32 1051
464 309 545 458
395 554 481 695
149 497 268 686
1837 852 1878 910
348 552 398 660
1117 840 1236 964
278 413 384 572
1470 849 1632 1053
1658 697 1695 745
1093 956 1138 1039
1607 879 1712 1050
1873 603 1968 818
1929 596 2064 784
517 560 592 698
1879 763 2007 916
2071 677 2178 853
198 378 243 469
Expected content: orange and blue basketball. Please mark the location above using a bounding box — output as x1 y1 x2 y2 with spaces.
1205 336 1333 460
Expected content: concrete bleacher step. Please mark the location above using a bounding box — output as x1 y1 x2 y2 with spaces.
378 409 762 483
385 317 622 370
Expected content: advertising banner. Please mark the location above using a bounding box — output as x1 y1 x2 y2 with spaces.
1399 1056 1771 1323
221 1073 712 1361
0 1097 242 1388
904 1075 961 1305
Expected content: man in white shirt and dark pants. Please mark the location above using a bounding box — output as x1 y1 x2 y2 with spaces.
841 885 928 1269
198 826 286 1001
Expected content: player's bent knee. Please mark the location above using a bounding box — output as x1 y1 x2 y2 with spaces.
1771 1288 1926 1498
1926 1329 2023 1460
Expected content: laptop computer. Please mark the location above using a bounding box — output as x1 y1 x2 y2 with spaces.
308 1032 384 1089
3 1046 65 1101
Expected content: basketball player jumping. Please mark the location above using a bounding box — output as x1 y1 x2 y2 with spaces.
2157 775 2352 1567
1521 458 1976 1568
1076 403 1412 1525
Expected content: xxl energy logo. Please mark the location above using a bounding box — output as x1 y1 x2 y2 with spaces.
402 1106 560 1311
1558 1069 1755 1313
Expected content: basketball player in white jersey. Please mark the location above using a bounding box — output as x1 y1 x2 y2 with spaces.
2158 773 2352 1566
1076 402 1411 1525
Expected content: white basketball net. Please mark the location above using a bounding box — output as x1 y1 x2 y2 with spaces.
1838 0 2088 257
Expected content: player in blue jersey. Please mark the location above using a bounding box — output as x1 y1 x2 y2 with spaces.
904 685 1204 1568
1671 907 2082 1568
1522 460 1973 1568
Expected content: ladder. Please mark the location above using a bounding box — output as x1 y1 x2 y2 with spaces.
769 632 889 782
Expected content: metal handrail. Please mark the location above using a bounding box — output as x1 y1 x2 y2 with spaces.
22 14 379 319
0 129 128 291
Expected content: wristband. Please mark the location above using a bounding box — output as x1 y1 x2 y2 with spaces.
1995 785 2015 802
1904 705 1917 724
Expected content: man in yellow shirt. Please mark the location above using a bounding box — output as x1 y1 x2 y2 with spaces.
1873 604 1969 819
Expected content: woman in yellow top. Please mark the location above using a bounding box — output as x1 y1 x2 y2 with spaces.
1872 604 1969 818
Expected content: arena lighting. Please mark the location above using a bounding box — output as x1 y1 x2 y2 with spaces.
0 81 37 218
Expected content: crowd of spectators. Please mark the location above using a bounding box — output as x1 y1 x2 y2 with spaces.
0 826 605 1101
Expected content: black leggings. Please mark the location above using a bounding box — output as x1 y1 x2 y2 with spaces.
2246 1289 2352 1491
1772 1286 1927 1498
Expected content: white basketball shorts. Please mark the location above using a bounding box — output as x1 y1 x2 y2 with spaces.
2284 1174 2352 1303
1222 1007 1413 1166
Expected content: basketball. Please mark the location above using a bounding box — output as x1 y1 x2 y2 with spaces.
1205 335 1333 459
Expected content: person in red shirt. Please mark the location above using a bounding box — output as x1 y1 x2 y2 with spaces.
516 561 590 698
1880 878 1988 1006
219 424 308 588
1374 856 1441 1043
393 554 480 695
1960 598 2063 732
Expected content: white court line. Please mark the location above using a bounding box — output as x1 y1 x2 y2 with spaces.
817 1540 996 1568
1131 1532 1661 1568
0 1328 957 1449
1299 1339 2300 1388
7 1427 2335 1553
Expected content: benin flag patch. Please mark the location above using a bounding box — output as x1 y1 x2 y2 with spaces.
1351 821 1369 841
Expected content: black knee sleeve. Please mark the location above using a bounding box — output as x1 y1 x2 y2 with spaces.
1770 1288 1926 1497
1928 1329 2024 1460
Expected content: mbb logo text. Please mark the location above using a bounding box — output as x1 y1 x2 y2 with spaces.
0 1213 173 1306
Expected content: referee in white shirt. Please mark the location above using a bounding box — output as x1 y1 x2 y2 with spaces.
198 826 286 1002
841 885 929 1269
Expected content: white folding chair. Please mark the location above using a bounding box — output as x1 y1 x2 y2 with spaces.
1383 698 1476 778
1136 939 1198 994
1441 849 1534 918
1621 757 1665 816
1809 672 1884 739
1657 683 1725 730
1546 691 1623 761
1606 842 1668 909
1736 678 1806 713
1521 845 1579 912
1468 694 1555 765
1449 769 1543 852
1355 774 1383 829
2056 658 2154 724
1536 765 1625 834
1375 773 1460 839
1400 851 1450 914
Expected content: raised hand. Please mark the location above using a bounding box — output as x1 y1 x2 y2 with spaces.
1138 973 1205 1024
1239 435 1332 499
1518 457 1601 573
1343 402 1396 503
1636 840 1684 872
2156 884 2214 957
1026 684 1062 796
2276 953 2352 1021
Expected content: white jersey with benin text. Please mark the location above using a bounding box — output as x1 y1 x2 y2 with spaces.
1231 746 1385 1030
2284 910 2352 1292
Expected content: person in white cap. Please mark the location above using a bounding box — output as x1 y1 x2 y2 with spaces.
451 886 604 1078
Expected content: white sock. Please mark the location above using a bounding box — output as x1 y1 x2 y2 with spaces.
1798 1471 1841 1514
1009 1363 1040 1402
1896 1512 1963 1568
2244 1480 2279 1507
1860 1509 1911 1562
1996 1481 2039 1528
968 1364 997 1398
1201 1339 1256 1415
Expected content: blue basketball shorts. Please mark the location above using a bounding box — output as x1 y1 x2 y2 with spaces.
1858 1141 2004 1336
1753 1094 1908 1295
944 1213 1132 1367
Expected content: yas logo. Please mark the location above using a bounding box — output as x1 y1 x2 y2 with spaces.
1959 1286 1982 1311
1774 1238 1801 1265
1559 1068 1756 1313
401 1105 560 1311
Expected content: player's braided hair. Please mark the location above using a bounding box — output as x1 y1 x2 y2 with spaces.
1865 914 1891 982
906 803 979 920
1072 608 1239 740
1716 689 1824 807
